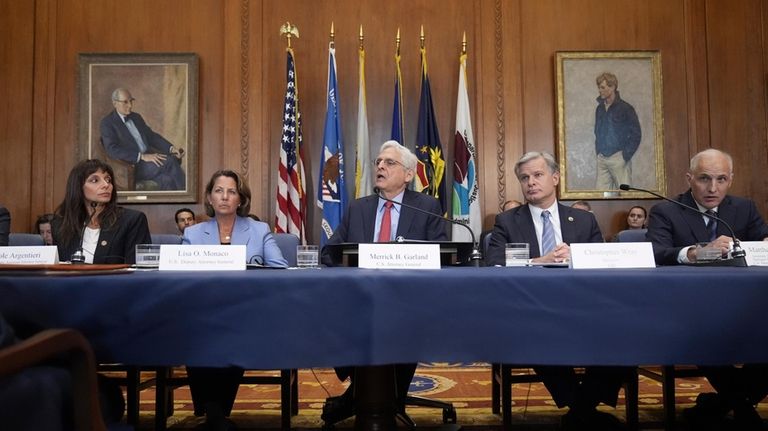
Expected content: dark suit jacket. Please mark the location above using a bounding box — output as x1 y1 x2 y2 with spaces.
53 208 151 264
321 189 448 266
0 206 9 247
486 203 603 266
100 110 173 164
647 190 768 265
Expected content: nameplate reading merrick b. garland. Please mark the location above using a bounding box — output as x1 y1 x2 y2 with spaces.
358 243 441 269
159 245 246 271
0 246 59 264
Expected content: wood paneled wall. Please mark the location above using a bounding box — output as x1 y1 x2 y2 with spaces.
1 0 767 242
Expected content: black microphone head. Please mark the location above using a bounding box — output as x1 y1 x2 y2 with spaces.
373 186 380 195
619 184 631 191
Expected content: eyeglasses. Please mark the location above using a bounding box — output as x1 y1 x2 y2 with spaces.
114 98 135 105
373 158 406 168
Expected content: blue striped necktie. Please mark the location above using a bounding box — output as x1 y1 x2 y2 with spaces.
541 210 556 255
705 210 718 242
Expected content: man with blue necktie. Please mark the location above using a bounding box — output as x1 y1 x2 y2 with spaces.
487 151 626 430
100 88 186 191
647 148 768 430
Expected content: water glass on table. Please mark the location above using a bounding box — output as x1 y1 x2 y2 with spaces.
505 243 529 266
296 245 319 268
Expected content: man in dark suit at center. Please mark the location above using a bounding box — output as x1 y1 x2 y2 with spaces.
320 140 447 425
486 151 626 430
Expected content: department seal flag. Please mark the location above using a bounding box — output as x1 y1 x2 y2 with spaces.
317 39 347 246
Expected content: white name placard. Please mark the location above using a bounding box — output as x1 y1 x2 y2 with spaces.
358 243 441 269
159 245 246 271
570 242 656 269
0 246 58 265
740 241 768 266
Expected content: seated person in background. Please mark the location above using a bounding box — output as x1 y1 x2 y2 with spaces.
487 151 626 430
175 208 196 235
52 159 151 264
100 88 185 191
624 205 646 229
609 206 647 242
320 140 447 425
35 213 55 245
571 200 592 212
647 148 768 429
183 169 287 431
0 205 9 246
502 199 523 211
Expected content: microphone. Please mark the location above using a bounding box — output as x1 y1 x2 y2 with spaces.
373 187 483 266
619 184 747 266
71 202 99 264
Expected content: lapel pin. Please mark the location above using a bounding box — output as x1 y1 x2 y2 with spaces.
101 240 108 246
568 216 574 222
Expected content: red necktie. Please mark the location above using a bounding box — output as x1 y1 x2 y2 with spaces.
378 202 393 242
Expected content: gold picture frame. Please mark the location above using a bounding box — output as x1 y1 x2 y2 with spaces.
555 51 665 200
77 53 199 203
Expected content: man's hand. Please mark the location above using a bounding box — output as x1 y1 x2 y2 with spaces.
140 153 167 167
687 235 733 262
532 243 571 264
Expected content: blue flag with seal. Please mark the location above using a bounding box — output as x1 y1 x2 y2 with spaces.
317 43 347 246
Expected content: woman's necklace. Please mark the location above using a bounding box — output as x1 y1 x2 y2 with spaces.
219 225 233 242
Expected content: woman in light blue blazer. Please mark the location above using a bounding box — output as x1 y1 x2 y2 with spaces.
183 170 287 267
182 169 287 430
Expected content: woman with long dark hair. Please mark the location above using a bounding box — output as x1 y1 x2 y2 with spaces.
53 159 150 264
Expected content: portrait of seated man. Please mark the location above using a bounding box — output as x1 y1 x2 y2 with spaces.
99 88 186 191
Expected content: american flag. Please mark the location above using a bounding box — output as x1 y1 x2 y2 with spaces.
275 48 307 242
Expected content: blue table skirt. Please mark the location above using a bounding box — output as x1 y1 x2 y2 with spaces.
1 266 767 369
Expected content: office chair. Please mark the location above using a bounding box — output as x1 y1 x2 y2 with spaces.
615 228 648 242
151 233 183 245
0 328 109 431
8 233 45 246
491 365 638 430
153 233 301 430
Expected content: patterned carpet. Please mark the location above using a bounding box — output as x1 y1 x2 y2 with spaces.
130 363 720 430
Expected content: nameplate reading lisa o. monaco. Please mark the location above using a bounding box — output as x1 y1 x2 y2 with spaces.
159 245 246 271
358 243 441 269
569 242 655 269
0 246 59 265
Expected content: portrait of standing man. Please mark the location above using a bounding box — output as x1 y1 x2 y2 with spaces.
594 72 641 190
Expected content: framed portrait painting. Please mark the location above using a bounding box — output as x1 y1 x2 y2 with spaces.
78 53 198 203
555 51 665 200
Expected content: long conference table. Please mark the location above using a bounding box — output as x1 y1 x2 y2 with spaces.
2 265 768 426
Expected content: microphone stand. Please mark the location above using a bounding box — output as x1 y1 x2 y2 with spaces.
71 202 98 264
374 188 483 267
619 184 747 267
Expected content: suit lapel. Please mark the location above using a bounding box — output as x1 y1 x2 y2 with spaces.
396 190 417 238
361 196 378 242
231 217 250 246
558 204 577 244
680 192 710 243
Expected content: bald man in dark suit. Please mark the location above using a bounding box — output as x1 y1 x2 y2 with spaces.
486 152 626 431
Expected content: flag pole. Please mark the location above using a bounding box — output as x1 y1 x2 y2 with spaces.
396 27 401 57
330 21 335 48
279 22 299 48
359 24 364 50
420 24 425 49
462 30 467 55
